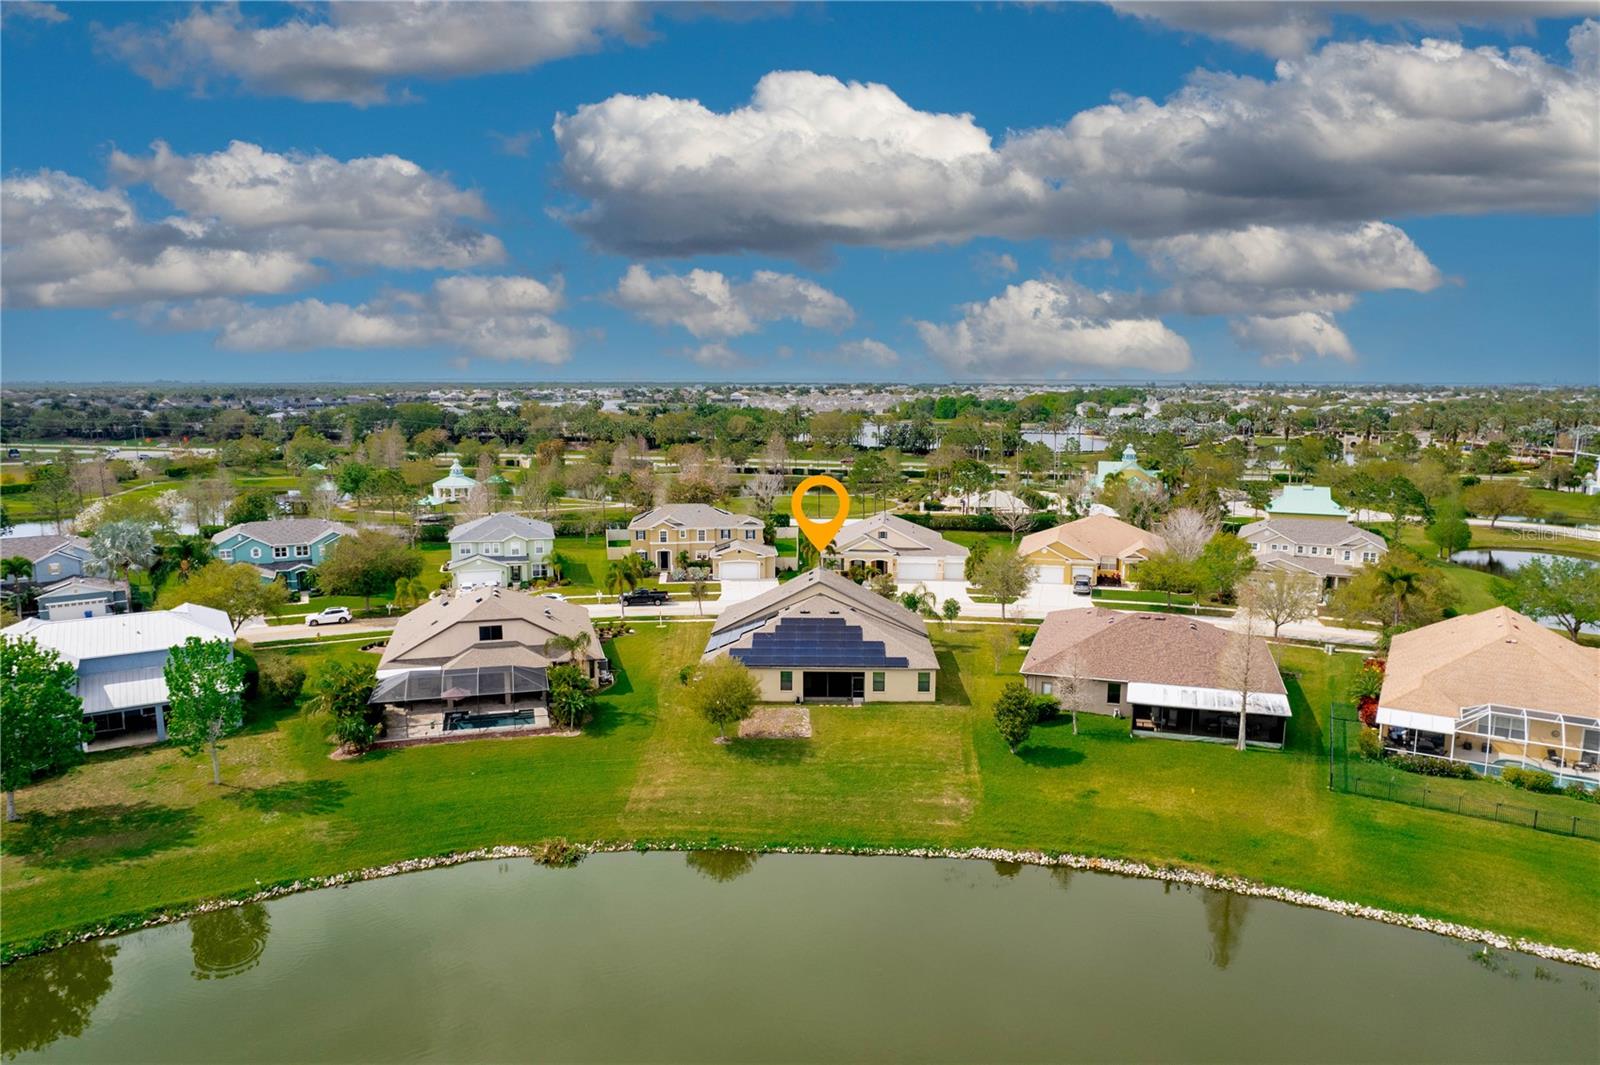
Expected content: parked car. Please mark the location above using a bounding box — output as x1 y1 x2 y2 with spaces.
307 606 353 626
540 592 566 601
1072 575 1092 596
620 588 670 606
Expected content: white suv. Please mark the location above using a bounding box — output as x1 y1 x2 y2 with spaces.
307 606 353 626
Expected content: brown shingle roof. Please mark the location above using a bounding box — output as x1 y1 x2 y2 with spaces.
1020 607 1285 693
1379 607 1599 720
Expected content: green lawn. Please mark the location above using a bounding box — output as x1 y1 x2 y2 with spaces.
1 628 1596 956
1525 487 1600 525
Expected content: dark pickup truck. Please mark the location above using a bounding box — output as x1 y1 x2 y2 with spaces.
620 588 671 606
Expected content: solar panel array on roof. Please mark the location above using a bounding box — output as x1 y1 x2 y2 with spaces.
729 616 909 669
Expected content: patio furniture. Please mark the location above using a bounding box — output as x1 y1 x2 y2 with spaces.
1547 749 1566 768
1577 761 1597 774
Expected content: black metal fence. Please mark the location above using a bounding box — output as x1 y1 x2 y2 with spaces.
1329 715 1600 841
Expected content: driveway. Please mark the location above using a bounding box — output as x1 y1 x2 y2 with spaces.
715 578 779 607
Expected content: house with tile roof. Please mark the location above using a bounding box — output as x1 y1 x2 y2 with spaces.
1 603 234 750
828 513 968 583
211 518 351 591
1017 514 1167 587
1376 607 1599 787
1020 607 1291 747
703 568 938 703
446 513 556 589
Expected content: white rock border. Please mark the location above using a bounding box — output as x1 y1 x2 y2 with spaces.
7 842 1597 971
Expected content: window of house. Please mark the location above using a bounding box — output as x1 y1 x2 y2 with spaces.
218 550 233 561
780 670 793 691
1362 551 1377 563
698 530 707 542
47 562 61 575
744 529 756 540
1490 714 1526 740
872 671 885 692
478 625 504 641
1343 550 1352 561
295 544 310 557
251 548 262 559
877 531 887 539
635 530 646 541
1041 680 1053 695
659 530 668 543
1294 545 1304 555
510 542 523 554
917 672 931 693
1106 682 1123 704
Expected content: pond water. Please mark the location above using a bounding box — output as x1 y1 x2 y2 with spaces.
3 854 1595 1064
1449 548 1592 577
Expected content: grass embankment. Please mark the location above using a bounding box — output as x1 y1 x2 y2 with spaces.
1 628 1596 955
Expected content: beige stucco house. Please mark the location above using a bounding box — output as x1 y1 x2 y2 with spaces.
1017 515 1167 587
1376 607 1599 787
827 513 967 582
1020 607 1291 747
703 568 938 703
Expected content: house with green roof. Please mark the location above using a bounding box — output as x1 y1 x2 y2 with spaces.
1266 485 1349 519
1091 445 1161 492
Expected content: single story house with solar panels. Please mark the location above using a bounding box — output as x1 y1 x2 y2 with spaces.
702 568 938 703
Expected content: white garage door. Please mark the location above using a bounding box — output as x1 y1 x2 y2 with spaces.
1035 565 1065 584
898 559 943 582
719 561 761 581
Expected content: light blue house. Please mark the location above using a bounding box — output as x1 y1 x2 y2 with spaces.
0 534 95 585
37 577 130 620
211 518 350 591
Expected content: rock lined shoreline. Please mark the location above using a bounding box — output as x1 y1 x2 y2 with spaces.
5 841 1597 970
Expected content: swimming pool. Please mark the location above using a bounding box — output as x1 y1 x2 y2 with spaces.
444 710 541 731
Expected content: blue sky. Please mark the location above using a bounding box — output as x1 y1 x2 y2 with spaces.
2 1 1596 384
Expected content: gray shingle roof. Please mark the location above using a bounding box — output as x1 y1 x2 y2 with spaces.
211 519 350 547
1238 518 1384 549
449 513 555 543
0 534 90 562
834 513 967 558
628 504 762 530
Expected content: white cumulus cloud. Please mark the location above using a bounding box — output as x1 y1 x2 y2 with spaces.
1230 312 1357 365
99 2 655 106
915 279 1192 380
611 265 853 339
157 274 573 364
554 37 1597 257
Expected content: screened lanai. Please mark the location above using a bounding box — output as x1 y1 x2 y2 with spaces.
1382 703 1600 789
370 665 550 706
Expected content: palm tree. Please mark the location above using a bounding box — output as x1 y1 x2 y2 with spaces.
605 558 643 617
674 549 692 578
688 577 710 616
546 630 592 666
1373 560 1423 631
1 556 33 585
393 576 429 610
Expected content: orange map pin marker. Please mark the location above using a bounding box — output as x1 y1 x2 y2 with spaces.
792 475 851 553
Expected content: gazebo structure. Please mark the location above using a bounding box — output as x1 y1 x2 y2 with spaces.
430 459 478 503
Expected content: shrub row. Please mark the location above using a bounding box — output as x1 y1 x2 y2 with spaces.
1385 753 1479 779
1501 766 1559 794
895 511 1056 533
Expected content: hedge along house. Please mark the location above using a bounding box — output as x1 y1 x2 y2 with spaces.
702 568 938 703
1017 515 1167 587
1019 607 1292 748
1 603 235 750
1376 607 1600 789
211 519 350 592
826 513 968 583
446 513 555 590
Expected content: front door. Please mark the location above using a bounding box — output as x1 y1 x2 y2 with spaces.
657 550 671 570
510 566 522 582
